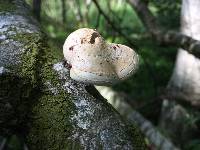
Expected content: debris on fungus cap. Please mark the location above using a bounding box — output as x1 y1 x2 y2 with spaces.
63 28 139 85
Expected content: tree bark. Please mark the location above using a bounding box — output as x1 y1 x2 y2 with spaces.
159 0 200 147
33 0 41 21
96 86 179 150
167 0 200 106
0 0 146 149
158 99 199 148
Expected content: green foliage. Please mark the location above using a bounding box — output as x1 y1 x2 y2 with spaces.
24 34 78 149
185 140 200 150
0 0 16 12
150 0 181 29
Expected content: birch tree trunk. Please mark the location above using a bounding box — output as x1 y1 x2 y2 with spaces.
0 0 146 149
167 0 200 106
159 0 200 148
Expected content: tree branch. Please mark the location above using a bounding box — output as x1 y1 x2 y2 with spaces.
128 0 200 58
0 0 146 149
96 86 180 150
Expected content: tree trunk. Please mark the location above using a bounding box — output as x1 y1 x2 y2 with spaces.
159 0 200 148
33 0 41 21
167 0 200 106
0 0 146 149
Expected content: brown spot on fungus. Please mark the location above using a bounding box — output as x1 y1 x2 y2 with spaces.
64 61 72 69
90 32 99 44
81 38 84 44
69 46 74 51
69 64 72 69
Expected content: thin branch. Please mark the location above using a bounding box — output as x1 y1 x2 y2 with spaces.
128 0 200 58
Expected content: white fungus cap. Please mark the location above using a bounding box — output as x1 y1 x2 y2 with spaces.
63 28 139 85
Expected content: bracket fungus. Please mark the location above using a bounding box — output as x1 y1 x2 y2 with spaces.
63 28 139 85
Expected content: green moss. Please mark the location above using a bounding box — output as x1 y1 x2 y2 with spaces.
0 32 41 136
0 0 79 149
1 28 79 148
18 33 80 149
27 91 78 149
0 74 35 137
16 33 40 85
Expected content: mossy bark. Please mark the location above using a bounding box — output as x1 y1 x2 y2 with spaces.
0 0 147 149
